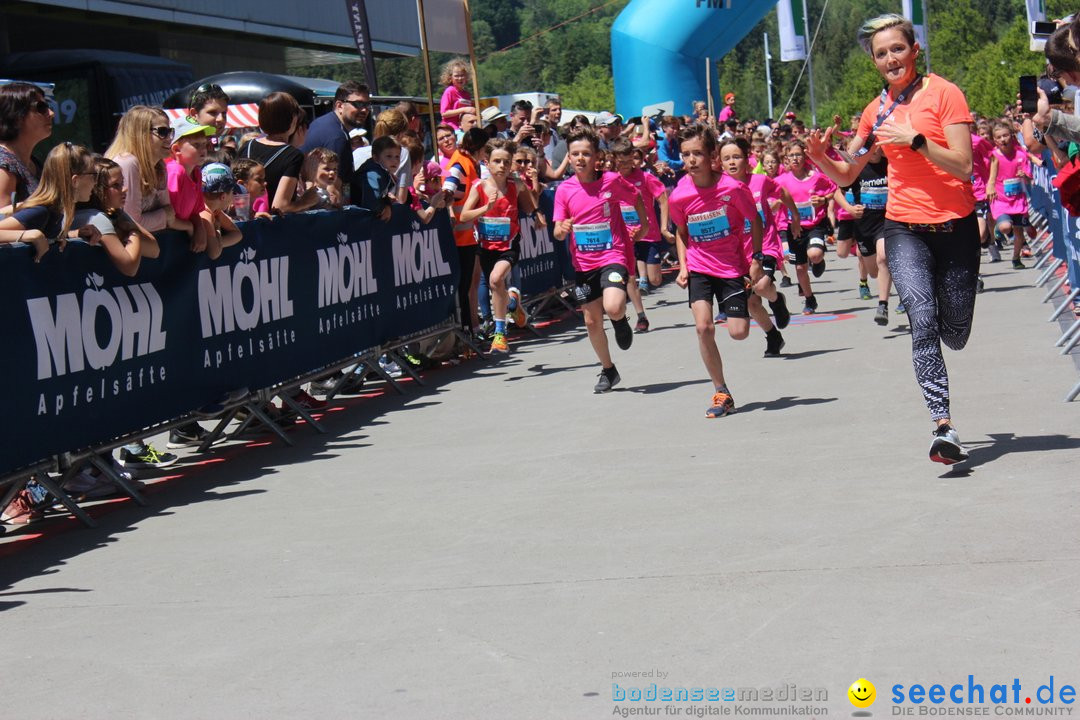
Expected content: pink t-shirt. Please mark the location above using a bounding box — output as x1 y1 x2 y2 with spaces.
990 144 1030 217
669 173 757 278
746 174 784 263
773 169 836 231
970 134 994 201
718 106 735 124
165 160 205 221
554 172 640 272
439 85 472 130
252 194 269 214
618 168 666 242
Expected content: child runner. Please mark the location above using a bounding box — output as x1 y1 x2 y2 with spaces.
553 127 649 393
759 147 794 287
718 137 794 357
986 120 1032 270
669 126 764 417
832 146 896 325
773 139 836 314
970 120 996 264
459 138 536 355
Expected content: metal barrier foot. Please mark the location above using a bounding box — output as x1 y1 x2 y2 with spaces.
198 408 241 453
1049 287 1080 322
363 356 407 394
87 454 147 506
1036 258 1064 287
1055 317 1080 347
279 394 326 434
243 401 294 446
385 349 425 386
37 469 97 528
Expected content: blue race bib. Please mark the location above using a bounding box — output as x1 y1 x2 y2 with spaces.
574 222 614 252
477 216 511 244
620 205 641 227
795 201 814 223
845 190 856 205
687 210 731 243
1003 178 1022 198
861 187 887 210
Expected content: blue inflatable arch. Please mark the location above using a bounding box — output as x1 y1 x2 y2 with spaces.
611 0 779 119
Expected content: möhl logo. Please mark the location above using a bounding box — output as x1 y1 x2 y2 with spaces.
392 222 452 287
197 247 294 338
316 232 378 307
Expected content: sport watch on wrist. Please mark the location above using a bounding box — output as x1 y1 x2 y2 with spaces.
751 251 767 262
910 133 927 151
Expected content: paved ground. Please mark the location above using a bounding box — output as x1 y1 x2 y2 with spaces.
1 255 1078 720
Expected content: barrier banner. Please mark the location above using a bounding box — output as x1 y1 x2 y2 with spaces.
1029 149 1080 288
0 206 457 474
515 212 561 298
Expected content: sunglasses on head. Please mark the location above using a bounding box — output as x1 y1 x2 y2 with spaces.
189 83 223 108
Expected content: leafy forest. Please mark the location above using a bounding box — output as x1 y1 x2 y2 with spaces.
291 0 1077 121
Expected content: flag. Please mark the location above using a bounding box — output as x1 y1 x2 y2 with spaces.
345 0 379 94
902 0 928 49
776 0 806 62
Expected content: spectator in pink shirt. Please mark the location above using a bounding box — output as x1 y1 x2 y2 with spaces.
166 116 214 253
439 59 476 130
717 93 736 124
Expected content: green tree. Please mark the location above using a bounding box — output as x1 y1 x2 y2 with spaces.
559 64 615 111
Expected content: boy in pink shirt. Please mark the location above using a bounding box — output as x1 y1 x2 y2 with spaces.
669 125 764 418
166 117 213 253
553 128 649 393
986 121 1032 269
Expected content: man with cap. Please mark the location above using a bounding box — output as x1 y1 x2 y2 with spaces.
480 106 510 138
303 81 371 199
718 93 737 124
595 111 623 150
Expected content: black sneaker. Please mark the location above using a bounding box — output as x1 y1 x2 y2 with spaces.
594 365 620 393
1012 258 1026 270
634 315 650 333
166 425 224 449
976 277 985 293
802 294 818 315
769 293 791 329
779 276 793 288
929 424 969 465
875 303 888 326
118 444 178 469
613 317 633 350
764 330 785 357
811 259 826 278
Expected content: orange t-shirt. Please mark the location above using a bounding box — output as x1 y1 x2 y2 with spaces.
858 73 974 224
447 150 479 247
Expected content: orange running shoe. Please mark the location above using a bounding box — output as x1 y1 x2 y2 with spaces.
705 391 735 418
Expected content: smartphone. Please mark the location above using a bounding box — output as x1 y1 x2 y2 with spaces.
531 123 546 136
1032 20 1057 36
1020 75 1039 114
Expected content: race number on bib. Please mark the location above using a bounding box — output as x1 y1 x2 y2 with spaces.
477 216 511 244
795 201 814 223
574 222 614 252
1003 178 1022 198
687 209 731 243
620 205 641 227
861 186 887 210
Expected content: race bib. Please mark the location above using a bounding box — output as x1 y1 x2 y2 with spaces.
687 209 731 243
620 205 641 227
477 216 511 244
574 222 614 252
861 186 887 210
795 201 814 223
1003 178 1022 198
744 208 766 233
845 190 856 205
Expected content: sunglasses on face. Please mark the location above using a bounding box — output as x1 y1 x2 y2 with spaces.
150 126 172 139
514 159 533 165
343 100 370 110
31 100 51 115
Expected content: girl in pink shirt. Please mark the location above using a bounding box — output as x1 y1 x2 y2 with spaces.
969 125 997 260
718 136 797 358
438 59 475 131
668 125 764 418
553 127 649 393
773 139 837 314
986 121 1032 269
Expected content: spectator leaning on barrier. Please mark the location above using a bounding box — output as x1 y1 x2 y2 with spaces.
198 162 243 260
303 81 370 198
0 142 99 261
166 117 214 253
106 106 185 234
302 147 343 209
0 82 53 206
243 92 320 214
355 135 399 221
73 156 160 276
231 157 271 218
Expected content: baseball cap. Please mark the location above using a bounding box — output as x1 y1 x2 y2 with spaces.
480 106 507 124
172 116 215 143
784 111 797 120
594 111 619 127
201 162 240 193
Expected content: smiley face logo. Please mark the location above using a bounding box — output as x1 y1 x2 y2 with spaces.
848 678 876 708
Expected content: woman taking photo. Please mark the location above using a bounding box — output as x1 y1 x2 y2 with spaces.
0 82 54 206
806 13 978 466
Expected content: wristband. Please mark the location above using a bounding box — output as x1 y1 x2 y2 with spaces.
910 133 927 151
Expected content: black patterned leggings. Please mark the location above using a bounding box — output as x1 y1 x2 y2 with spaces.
883 213 981 421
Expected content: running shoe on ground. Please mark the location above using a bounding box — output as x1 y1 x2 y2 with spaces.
705 391 735 418
1012 258 1026 270
635 315 650 333
875 303 888 326
779 276 793 288
291 389 328 412
811 260 826 278
895 302 907 314
802 295 818 315
167 424 226 449
379 355 403 378
594 365 620 393
929 424 970 465
509 290 528 327
489 333 509 354
764 331 785 357
714 310 727 323
637 283 650 297
118 444 178 469
613 317 634 350
859 282 872 300
769 293 791 329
